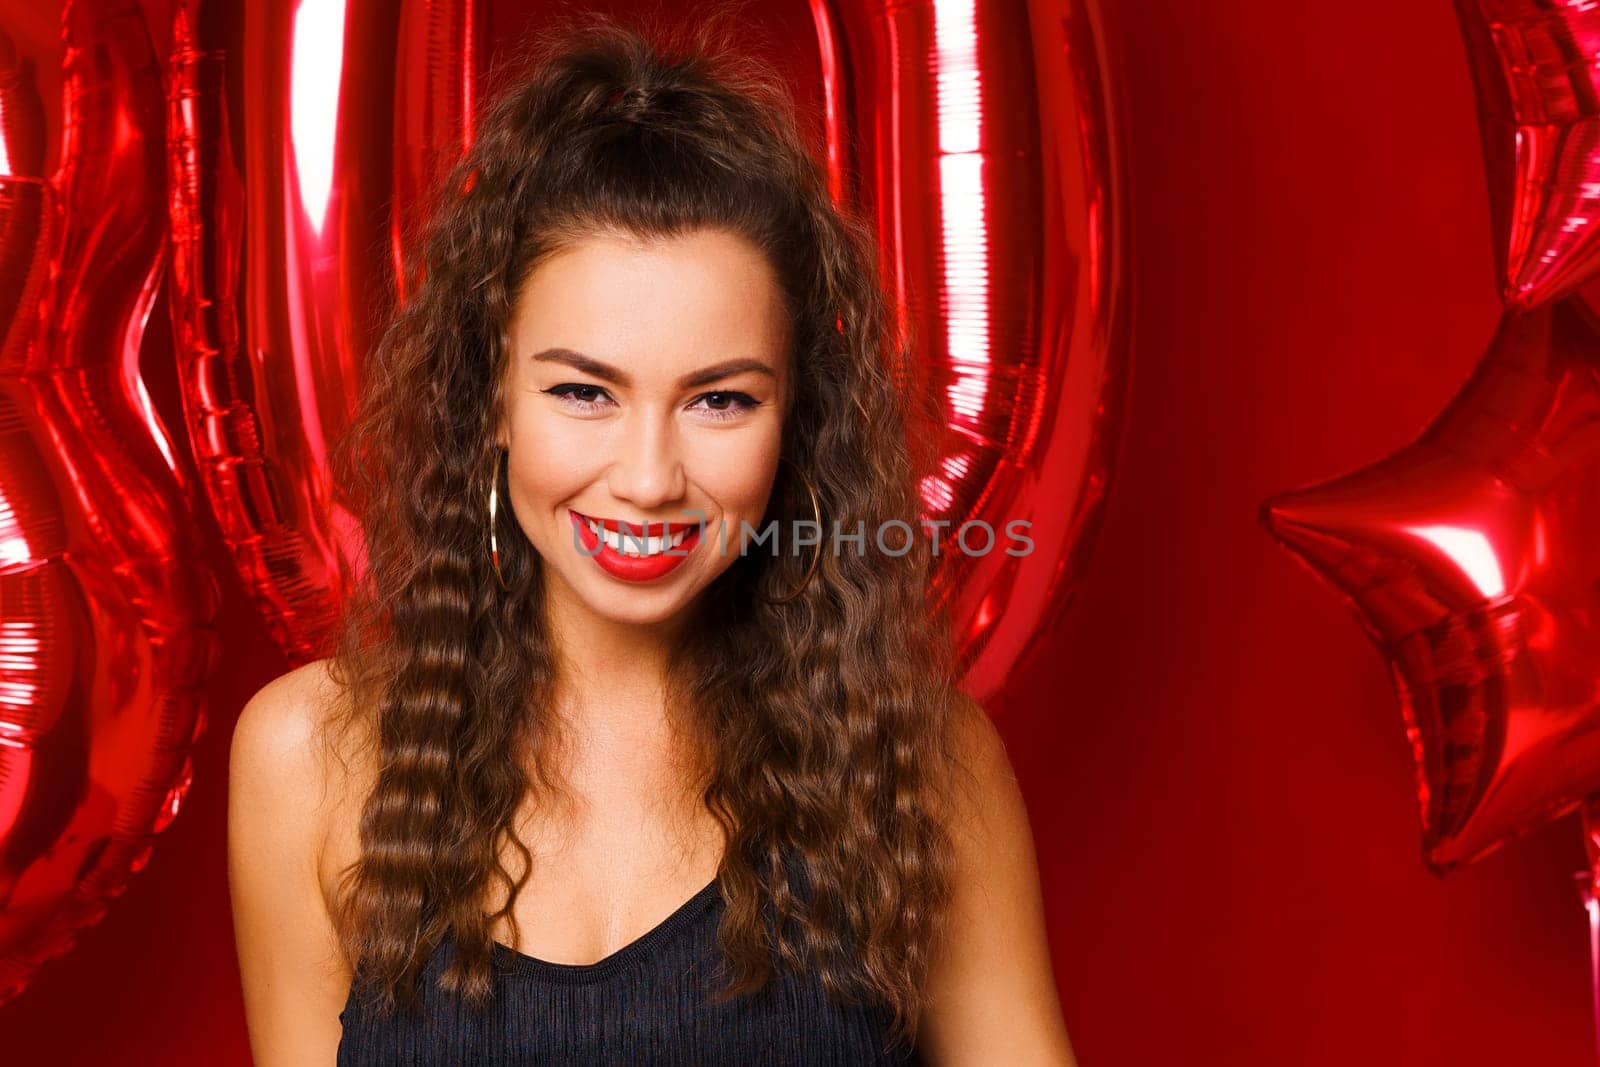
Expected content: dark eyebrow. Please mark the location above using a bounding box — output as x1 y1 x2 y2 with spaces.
531 347 776 389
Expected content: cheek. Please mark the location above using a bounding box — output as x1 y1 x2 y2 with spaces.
686 431 781 518
503 413 598 513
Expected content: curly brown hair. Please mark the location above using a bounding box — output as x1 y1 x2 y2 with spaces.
318 5 979 1052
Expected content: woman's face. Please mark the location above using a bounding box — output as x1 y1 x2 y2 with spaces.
497 227 791 627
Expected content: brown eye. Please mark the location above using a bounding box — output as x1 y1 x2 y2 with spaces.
542 384 613 409
690 391 760 420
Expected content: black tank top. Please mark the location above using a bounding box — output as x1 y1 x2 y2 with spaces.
335 873 923 1065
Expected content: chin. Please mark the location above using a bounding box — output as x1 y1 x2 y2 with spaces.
580 585 693 626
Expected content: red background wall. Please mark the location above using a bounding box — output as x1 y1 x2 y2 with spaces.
0 1 1591 1064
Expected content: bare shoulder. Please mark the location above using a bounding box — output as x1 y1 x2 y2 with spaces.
232 657 372 803
934 695 1031 913
943 693 1013 810
228 657 371 1065
232 657 350 761
925 692 1023 858
919 693 1078 1066
232 655 331 755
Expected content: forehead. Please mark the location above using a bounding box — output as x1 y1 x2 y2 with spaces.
510 228 789 367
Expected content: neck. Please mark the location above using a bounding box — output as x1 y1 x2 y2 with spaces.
539 575 706 762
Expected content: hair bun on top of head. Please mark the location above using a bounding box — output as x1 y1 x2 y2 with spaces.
603 84 652 118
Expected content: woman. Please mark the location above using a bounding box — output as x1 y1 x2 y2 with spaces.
228 11 1076 1065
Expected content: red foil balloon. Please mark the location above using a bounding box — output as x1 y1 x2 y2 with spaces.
1261 300 1600 874
166 0 475 660
814 0 1132 703
1454 0 1600 310
0 0 218 1003
1578 799 1600 1064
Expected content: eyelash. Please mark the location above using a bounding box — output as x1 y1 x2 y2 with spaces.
541 384 762 421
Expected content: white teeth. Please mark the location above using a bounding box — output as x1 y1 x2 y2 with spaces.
583 516 691 557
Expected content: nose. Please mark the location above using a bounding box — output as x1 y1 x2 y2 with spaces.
606 405 687 509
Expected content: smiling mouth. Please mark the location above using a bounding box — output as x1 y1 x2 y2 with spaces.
570 510 701 557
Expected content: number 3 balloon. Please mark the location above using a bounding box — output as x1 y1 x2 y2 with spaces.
0 0 219 1003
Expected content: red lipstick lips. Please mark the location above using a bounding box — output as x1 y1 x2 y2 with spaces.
568 509 702 583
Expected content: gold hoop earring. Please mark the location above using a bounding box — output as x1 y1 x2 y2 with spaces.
488 450 509 591
757 458 823 605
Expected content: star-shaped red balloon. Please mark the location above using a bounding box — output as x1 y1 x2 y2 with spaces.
1455 0 1600 310
1260 298 1600 874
